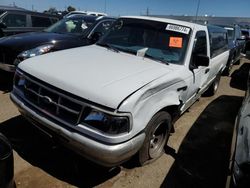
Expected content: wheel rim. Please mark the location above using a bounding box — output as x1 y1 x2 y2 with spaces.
214 79 219 92
228 57 234 73
149 122 167 159
231 56 234 65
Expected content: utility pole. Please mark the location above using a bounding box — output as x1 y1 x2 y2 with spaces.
146 7 149 16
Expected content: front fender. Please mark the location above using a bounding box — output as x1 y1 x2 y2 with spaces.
119 80 186 136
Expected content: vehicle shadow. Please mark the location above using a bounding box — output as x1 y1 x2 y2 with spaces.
230 62 250 91
0 116 120 188
0 71 13 93
161 95 243 188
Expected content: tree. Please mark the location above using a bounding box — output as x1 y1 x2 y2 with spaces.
67 6 76 12
44 7 58 15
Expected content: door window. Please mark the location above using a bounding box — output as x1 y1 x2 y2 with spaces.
193 31 207 56
190 31 207 68
31 16 52 27
3 13 26 27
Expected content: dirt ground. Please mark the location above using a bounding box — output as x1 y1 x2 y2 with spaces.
0 58 249 188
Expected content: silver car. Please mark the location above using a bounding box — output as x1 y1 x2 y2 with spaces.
230 70 250 187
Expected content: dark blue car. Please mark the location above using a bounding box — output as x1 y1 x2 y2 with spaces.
0 14 115 72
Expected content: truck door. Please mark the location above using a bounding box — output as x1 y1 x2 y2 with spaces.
193 31 210 90
184 31 209 109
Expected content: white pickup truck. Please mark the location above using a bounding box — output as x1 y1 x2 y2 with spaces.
11 16 229 167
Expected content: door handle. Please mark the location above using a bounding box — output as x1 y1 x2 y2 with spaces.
177 86 188 92
205 68 210 74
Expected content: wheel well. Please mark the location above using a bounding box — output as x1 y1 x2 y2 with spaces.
161 105 180 121
159 105 181 133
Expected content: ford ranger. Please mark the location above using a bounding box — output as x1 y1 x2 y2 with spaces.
11 16 229 167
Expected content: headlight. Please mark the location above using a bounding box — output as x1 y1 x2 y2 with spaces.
17 44 54 61
81 109 130 134
14 71 25 88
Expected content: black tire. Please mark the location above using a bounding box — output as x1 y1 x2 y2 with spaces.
203 73 221 96
223 57 234 76
138 111 171 166
0 133 14 188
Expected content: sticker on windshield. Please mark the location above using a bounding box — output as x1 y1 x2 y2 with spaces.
166 24 190 34
169 37 183 48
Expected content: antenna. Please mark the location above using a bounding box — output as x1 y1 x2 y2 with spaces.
146 7 149 16
195 0 201 23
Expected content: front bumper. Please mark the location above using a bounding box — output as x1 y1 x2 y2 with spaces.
10 93 145 167
0 62 15 72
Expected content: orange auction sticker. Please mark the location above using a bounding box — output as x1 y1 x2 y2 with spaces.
169 37 183 48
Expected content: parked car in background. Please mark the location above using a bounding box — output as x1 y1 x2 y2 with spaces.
241 29 250 41
64 10 108 18
11 16 229 167
241 29 250 55
222 25 245 75
0 5 59 37
228 70 250 188
244 42 250 56
0 133 14 188
0 14 115 72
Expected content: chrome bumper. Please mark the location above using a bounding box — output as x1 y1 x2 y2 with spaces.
10 93 145 167
0 62 15 72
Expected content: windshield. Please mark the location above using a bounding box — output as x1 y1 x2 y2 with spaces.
98 18 191 65
44 16 96 36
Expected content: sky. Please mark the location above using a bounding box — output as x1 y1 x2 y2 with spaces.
1 0 250 17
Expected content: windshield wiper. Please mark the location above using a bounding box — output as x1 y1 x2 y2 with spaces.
118 48 137 55
96 43 119 53
144 54 169 65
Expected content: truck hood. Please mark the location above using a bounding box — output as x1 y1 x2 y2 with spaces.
18 45 173 109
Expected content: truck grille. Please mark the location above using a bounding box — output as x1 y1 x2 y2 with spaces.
15 72 84 126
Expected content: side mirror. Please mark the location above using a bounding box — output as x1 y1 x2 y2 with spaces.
0 22 7 29
190 54 209 69
90 32 102 43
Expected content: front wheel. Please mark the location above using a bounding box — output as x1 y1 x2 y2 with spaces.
138 111 171 166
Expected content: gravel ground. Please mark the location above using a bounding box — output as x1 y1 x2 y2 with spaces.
0 58 249 188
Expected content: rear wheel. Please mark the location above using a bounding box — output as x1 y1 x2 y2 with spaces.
223 57 234 76
138 111 171 166
204 73 221 96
